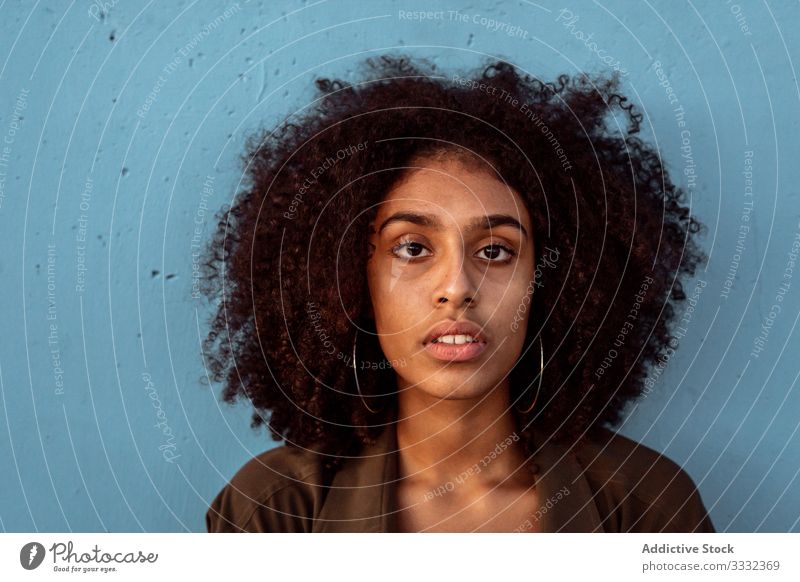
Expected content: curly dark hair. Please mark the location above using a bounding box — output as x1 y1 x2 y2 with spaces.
199 54 706 478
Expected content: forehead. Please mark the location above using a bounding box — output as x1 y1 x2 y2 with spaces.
377 158 530 227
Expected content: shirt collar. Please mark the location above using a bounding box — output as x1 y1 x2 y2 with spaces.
314 423 604 532
531 428 605 532
314 422 397 532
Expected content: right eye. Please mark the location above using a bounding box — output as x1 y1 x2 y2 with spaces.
389 239 433 261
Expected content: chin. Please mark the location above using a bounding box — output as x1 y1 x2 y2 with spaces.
414 374 500 401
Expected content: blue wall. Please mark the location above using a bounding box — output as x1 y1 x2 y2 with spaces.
0 0 798 532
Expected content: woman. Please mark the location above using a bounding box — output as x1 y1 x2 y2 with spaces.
200 55 714 532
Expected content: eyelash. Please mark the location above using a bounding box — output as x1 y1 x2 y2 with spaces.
389 239 517 263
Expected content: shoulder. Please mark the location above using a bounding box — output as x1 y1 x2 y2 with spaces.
205 444 327 533
574 428 715 532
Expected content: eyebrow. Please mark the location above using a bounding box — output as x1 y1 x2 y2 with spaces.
377 211 529 239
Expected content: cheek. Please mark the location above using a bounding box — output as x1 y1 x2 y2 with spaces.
369 263 424 323
366 261 391 317
372 297 419 363
491 276 535 343
493 275 533 315
376 292 418 334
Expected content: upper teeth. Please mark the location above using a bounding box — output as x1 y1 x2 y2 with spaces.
433 334 479 344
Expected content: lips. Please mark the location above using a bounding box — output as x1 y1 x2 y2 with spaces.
423 319 488 346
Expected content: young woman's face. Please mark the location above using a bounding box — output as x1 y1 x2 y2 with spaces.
366 156 536 402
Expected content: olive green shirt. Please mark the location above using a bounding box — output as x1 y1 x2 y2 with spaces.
206 423 715 533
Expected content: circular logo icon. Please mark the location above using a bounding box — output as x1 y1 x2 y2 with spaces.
20 542 46 570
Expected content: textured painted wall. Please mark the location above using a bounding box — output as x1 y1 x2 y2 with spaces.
0 0 798 532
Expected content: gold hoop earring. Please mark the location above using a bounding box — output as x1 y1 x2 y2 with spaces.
516 336 544 414
352 329 383 414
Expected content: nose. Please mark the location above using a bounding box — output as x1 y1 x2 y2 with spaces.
432 246 479 309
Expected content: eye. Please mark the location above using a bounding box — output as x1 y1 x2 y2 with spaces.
477 243 516 262
389 239 432 260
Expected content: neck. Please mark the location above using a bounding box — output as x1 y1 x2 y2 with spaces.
395 377 532 490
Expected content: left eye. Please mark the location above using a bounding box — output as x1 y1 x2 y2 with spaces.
477 244 515 262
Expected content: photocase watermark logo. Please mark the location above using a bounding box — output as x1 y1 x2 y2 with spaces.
555 8 628 76
23 540 159 574
20 542 46 570
87 0 120 21
510 245 560 332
